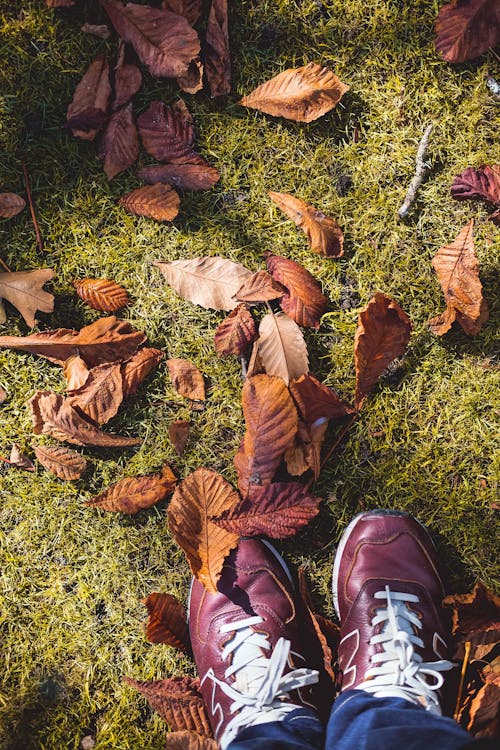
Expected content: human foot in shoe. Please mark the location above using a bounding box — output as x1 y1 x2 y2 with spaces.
189 538 320 748
332 510 454 713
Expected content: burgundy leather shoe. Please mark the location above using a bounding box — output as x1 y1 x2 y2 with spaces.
189 538 319 749
332 510 453 713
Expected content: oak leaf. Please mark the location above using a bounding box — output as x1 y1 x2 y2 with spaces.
451 165 500 223
100 0 200 78
0 268 54 327
0 193 26 219
266 254 328 329
289 374 354 425
121 347 164 398
253 312 309 385
234 270 285 304
269 191 344 258
113 41 142 110
354 293 411 409
162 0 203 26
214 305 256 356
0 444 35 471
33 444 87 480
429 220 488 336
239 63 348 122
63 354 90 391
81 23 111 39
66 52 111 140
154 257 252 311
206 0 231 97
119 184 180 221
73 278 130 312
168 468 240 592
86 465 176 513
234 374 298 497
167 358 205 401
142 592 190 651
435 0 500 63
165 734 217 750
284 419 327 479
169 420 190 455
99 102 139 180
67 362 123 425
137 163 220 191
443 582 500 661
137 100 200 164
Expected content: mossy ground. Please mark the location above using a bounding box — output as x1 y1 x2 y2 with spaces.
0 1 498 748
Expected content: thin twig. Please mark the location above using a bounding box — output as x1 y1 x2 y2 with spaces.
0 258 11 272
454 641 472 721
397 124 433 220
240 354 248 379
21 159 43 253
304 412 358 492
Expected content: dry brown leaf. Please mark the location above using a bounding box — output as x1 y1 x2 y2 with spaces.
66 53 111 140
298 567 339 687
100 0 200 78
113 41 142 110
33 444 87 480
99 102 139 180
124 676 212 735
137 100 200 164
429 220 489 336
46 0 74 6
154 257 252 311
206 0 231 97
122 347 164 398
234 374 299 497
451 165 500 214
254 312 309 385
467 672 500 737
67 362 123 425
73 278 130 312
354 293 412 410
214 305 256 356
0 193 26 219
142 592 190 651
29 391 141 448
81 23 111 39
63 354 90 391
0 444 35 471
137 163 220 191
269 191 344 258
0 269 54 327
86 465 176 513
239 63 348 122
443 582 500 661
234 270 285 304
0 387 6 405
289 373 354 425
165 733 217 750
162 0 202 26
167 358 205 401
168 468 240 592
266 254 328 329
120 184 180 222
284 419 327 479
435 0 500 63
246 340 265 378
169 420 190 455
178 57 204 94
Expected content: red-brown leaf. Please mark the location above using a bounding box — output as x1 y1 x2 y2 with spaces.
234 270 286 304
121 347 164 399
451 165 500 215
120 184 180 221
443 582 500 661
167 358 205 401
99 102 139 180
33 444 87 481
269 191 344 258
86 465 176 513
73 278 130 312
137 163 219 191
435 0 500 63
165 734 217 750
169 420 190 455
67 362 123 425
142 592 190 651
137 100 200 164
178 57 204 94
266 254 328 329
0 193 26 219
66 53 111 140
467 672 500 737
206 0 231 97
289 374 354 425
162 0 202 26
214 305 256 356
113 41 142 110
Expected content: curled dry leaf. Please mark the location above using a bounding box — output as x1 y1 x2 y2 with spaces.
165 733 218 750
113 41 142 110
168 468 240 593
119 184 180 222
429 220 489 336
443 582 500 662
178 57 204 94
240 63 348 123
206 0 231 97
298 567 339 689
214 305 256 356
67 362 123 425
234 270 285 304
63 354 90 391
467 672 500 737
451 165 500 223
73 278 130 312
234 374 298 497
137 100 200 164
154 257 252 311
142 592 190 651
86 465 176 513
100 0 200 78
0 444 35 471
121 347 164 398
354 293 411 410
284 419 327 479
254 312 309 385
435 0 500 64
30 391 141 448
81 23 111 39
269 191 344 258
0 268 54 327
99 102 139 180
66 53 111 140
33 444 87 480
266 254 328 329
162 0 202 26
137 163 220 191
124 676 212 735
169 419 190 455
167 358 205 401
289 374 354 426
0 193 26 219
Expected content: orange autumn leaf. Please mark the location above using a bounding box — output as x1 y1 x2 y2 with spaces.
142 592 190 651
33 445 87 481
73 278 130 312
67 362 123 425
289 374 354 426
120 184 180 222
443 582 500 661
121 347 164 398
167 358 205 401
169 419 190 455
214 305 256 356
269 191 344 258
467 671 500 738
266 254 328 329
284 419 327 479
86 465 176 513
63 354 90 391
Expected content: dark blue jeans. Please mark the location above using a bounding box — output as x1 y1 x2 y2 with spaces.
227 690 491 750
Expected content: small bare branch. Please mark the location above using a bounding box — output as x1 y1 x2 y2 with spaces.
397 124 434 220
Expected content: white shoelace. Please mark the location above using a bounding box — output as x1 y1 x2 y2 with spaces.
202 615 319 749
357 586 453 713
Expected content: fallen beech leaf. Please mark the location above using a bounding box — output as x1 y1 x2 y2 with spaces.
246 340 265 378
167 358 205 401
154 257 252 311
178 57 204 94
451 165 500 221
467 672 500 737
86 465 176 513
298 567 339 686
33 444 87 480
443 583 500 661
168 468 240 592
0 316 146 367
254 312 309 385
165 734 217 750
66 53 111 140
99 103 139 180
289 374 354 425
100 0 200 78
73 278 130 312
162 0 202 26
113 41 142 110
124 676 212 734
81 23 110 39
29 391 141 447
169 419 190 455
435 0 500 63
240 63 348 123
206 0 230 97
67 362 123 425
266 254 328 329
120 184 180 221
429 220 489 336
354 293 411 409
0 268 54 327
234 374 298 497
214 305 256 356
213 482 320 539
121 347 164 398
0 444 35 471
137 163 219 191
0 193 26 219
0 387 6 404
284 419 327 478
137 100 200 164
269 191 344 258
63 354 90 392
142 592 190 651
234 270 285 304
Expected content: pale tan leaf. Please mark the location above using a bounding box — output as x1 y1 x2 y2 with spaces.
269 191 344 257
234 270 285 304
0 269 54 327
0 443 35 471
0 193 26 219
67 362 124 425
120 184 180 221
73 278 130 312
33 445 87 480
169 420 190 455
255 312 309 385
121 347 164 398
86 465 176 513
63 354 90 391
167 358 205 401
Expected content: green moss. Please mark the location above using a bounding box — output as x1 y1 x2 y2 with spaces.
0 0 498 747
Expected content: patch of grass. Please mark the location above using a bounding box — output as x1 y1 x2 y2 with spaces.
0 1 498 747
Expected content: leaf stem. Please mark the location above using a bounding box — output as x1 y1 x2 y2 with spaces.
0 258 11 272
21 159 43 253
453 640 471 721
304 412 358 492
